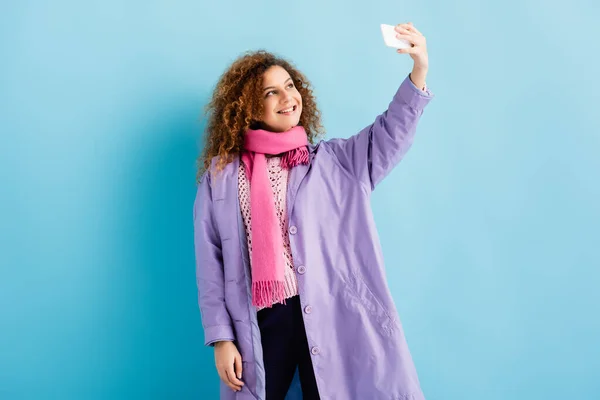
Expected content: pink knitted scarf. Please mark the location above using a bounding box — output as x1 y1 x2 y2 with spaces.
241 125 309 308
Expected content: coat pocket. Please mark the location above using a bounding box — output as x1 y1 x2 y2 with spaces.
341 269 396 337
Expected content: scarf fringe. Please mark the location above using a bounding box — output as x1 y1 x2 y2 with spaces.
252 280 287 308
280 146 309 169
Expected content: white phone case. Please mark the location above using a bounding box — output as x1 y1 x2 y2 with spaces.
380 24 412 49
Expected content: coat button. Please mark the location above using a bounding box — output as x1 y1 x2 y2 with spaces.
304 305 312 314
311 346 320 355
289 225 298 235
297 265 306 274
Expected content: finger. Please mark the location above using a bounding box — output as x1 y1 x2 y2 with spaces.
395 34 419 49
407 24 423 36
395 27 413 35
234 355 243 380
219 370 241 392
395 33 415 42
394 23 414 33
397 21 422 36
396 34 424 48
226 364 244 388
397 47 417 54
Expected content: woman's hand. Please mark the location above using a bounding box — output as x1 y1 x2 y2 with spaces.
394 22 429 89
214 341 244 392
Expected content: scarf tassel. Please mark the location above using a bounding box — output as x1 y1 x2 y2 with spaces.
280 146 309 169
252 280 287 308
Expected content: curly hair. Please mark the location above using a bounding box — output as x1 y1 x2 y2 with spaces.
196 50 325 182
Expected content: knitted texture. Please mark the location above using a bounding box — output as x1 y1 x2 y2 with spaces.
238 156 299 310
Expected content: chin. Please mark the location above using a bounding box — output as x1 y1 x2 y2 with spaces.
273 122 299 132
264 116 301 132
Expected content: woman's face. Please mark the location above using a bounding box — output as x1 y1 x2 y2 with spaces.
258 65 303 132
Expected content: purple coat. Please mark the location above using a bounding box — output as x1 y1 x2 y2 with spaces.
194 74 434 400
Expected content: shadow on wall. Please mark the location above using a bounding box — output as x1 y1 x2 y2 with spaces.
109 90 221 398
112 87 306 399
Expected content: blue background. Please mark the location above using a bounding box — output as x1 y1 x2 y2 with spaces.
2 0 599 399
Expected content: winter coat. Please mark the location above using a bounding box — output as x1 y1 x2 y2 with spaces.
193 74 434 399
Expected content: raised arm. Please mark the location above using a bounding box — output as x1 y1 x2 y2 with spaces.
324 22 433 190
325 73 433 190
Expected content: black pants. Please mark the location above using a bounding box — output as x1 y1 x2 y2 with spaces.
257 295 321 400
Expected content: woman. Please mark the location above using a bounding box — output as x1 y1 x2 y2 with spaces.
194 22 434 400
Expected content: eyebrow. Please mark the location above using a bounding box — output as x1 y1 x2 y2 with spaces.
263 77 292 92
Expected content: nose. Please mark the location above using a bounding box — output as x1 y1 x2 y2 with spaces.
280 91 293 104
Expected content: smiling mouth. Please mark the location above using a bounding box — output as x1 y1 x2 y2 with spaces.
277 105 297 115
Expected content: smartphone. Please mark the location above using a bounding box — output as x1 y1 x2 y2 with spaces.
380 24 412 49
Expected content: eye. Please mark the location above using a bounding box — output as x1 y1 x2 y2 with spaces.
287 82 294 89
266 90 276 97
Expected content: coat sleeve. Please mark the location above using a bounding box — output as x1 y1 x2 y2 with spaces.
193 170 235 346
324 73 434 190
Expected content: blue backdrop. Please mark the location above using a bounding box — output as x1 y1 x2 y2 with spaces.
2 1 599 399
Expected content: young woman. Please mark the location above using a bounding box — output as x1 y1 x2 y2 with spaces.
194 22 434 400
